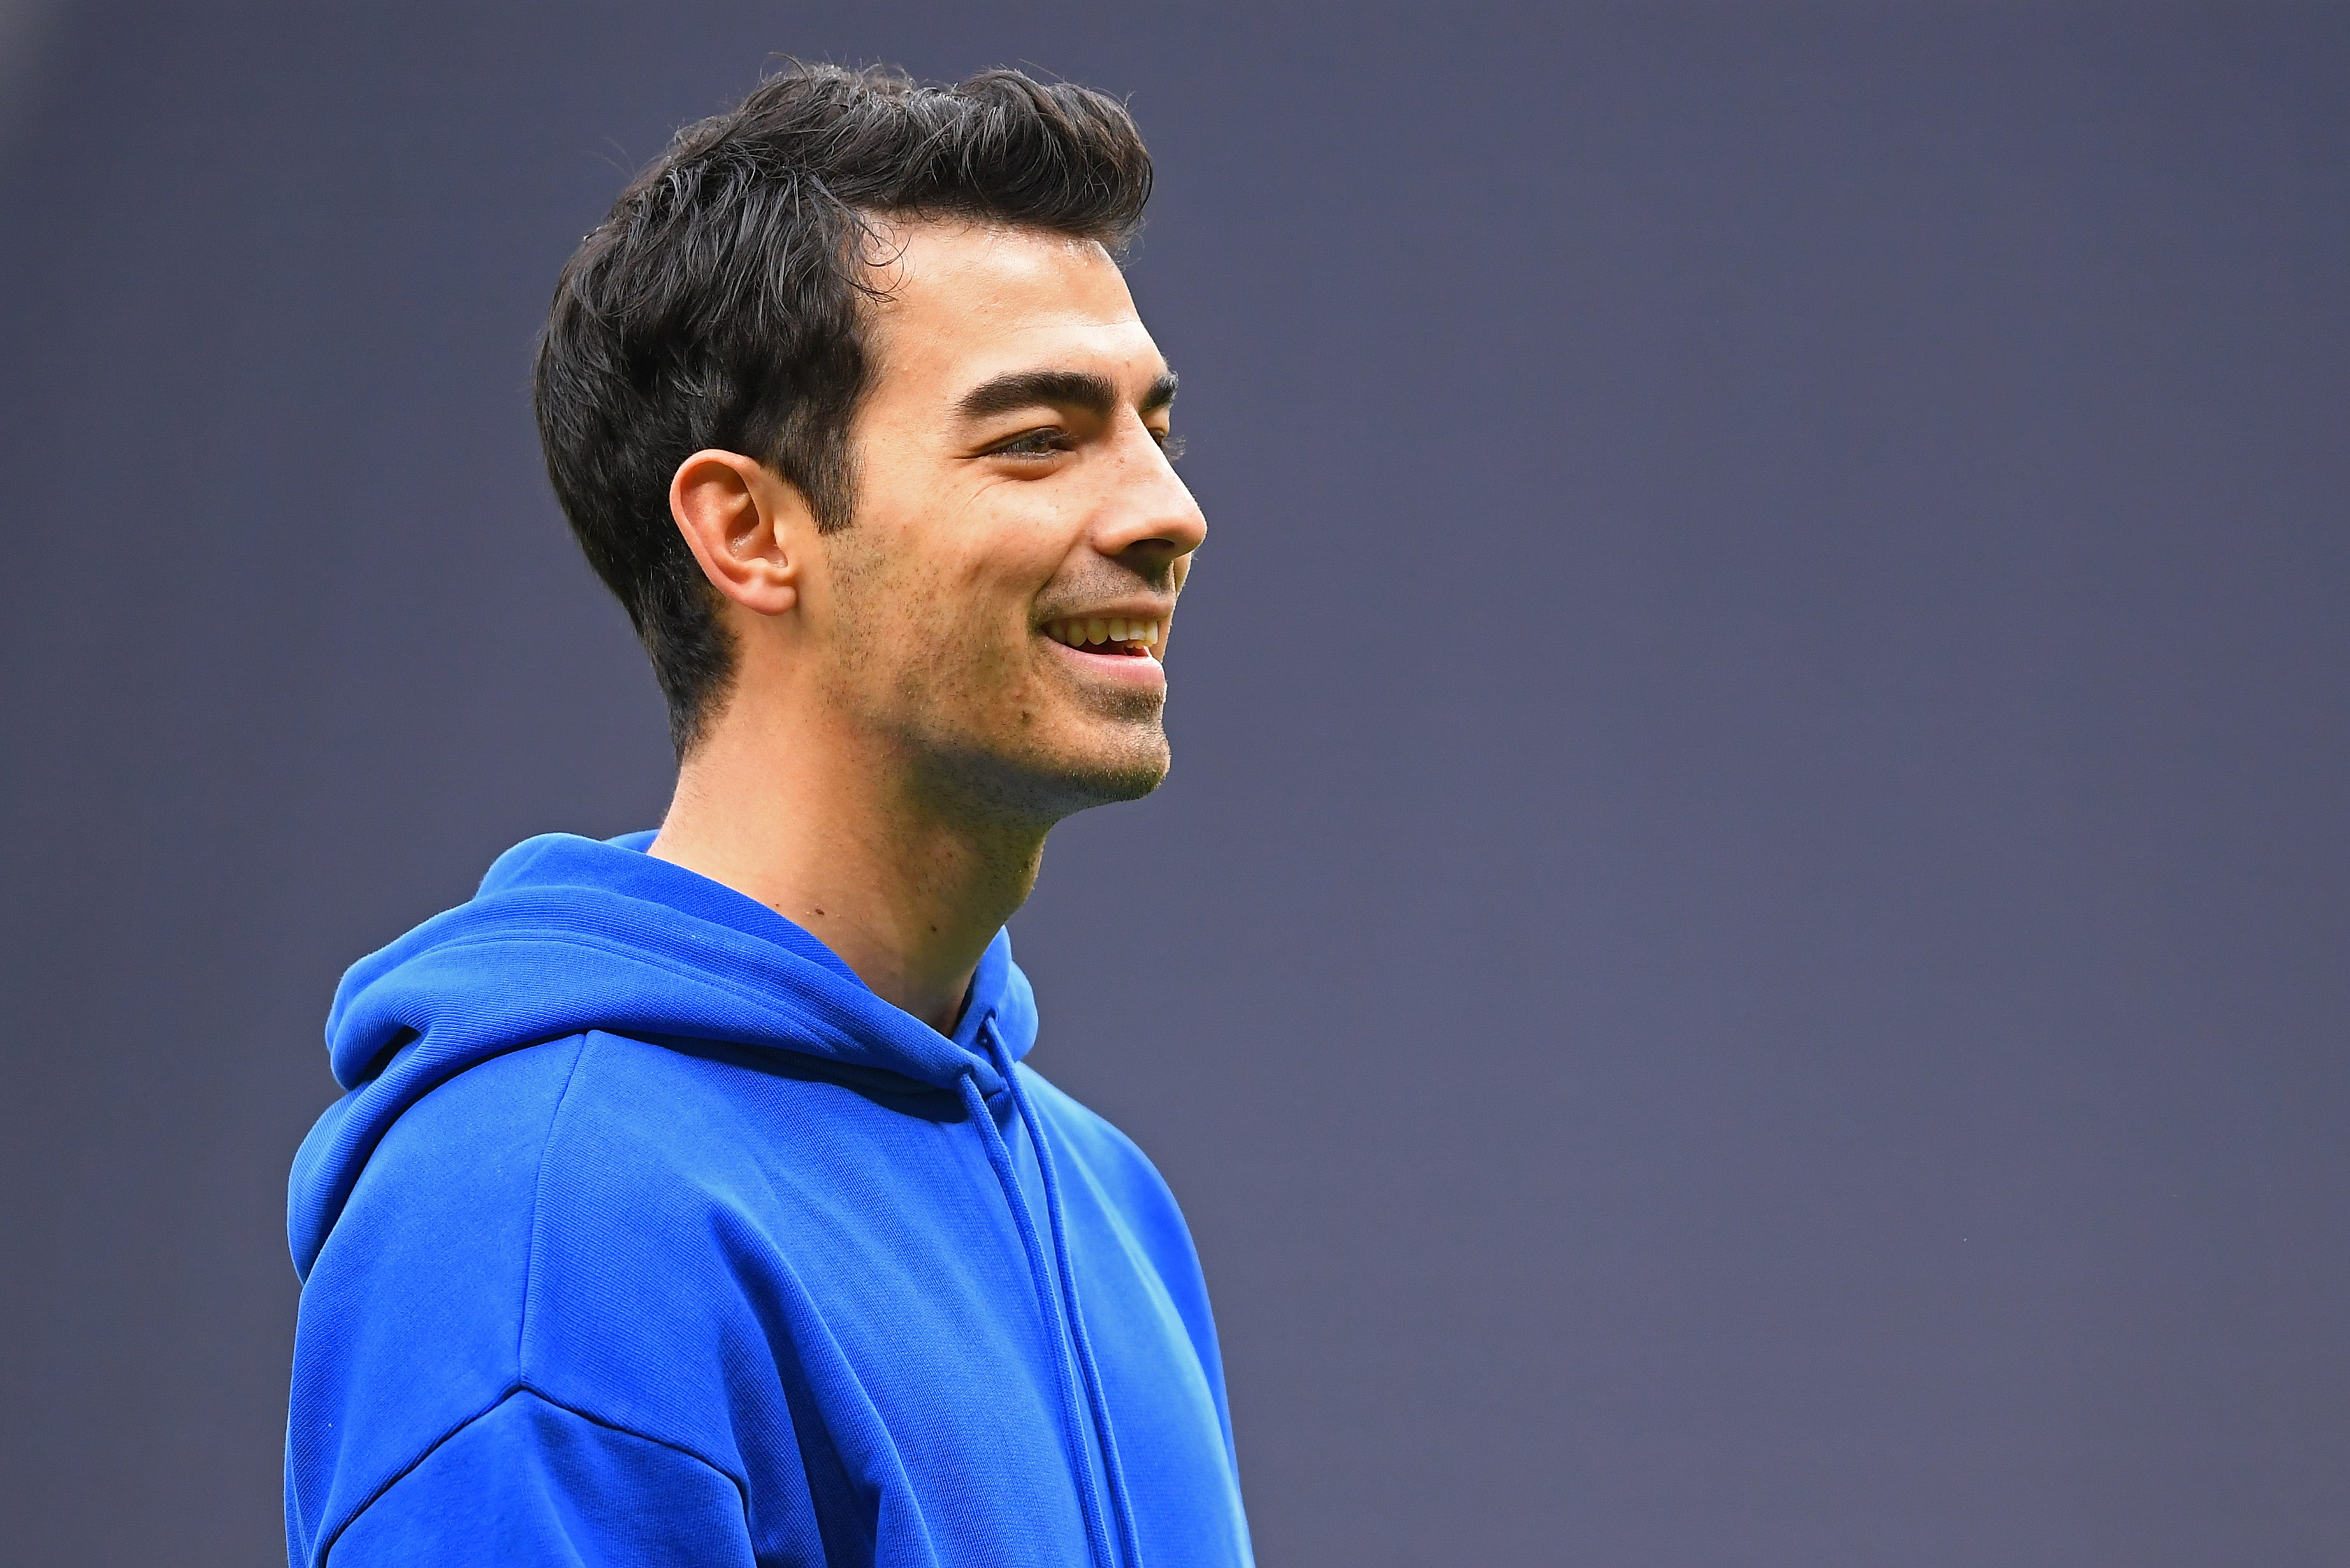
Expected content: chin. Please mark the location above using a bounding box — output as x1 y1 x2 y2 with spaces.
950 723 1170 822
1058 751 1169 806
1028 720 1171 809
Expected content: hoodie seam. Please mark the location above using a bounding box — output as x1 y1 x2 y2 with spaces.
516 1031 595 1384
314 1383 749 1564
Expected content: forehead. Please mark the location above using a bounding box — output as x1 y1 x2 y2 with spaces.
862 221 1162 394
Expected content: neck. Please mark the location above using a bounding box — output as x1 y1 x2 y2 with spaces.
648 698 1046 1035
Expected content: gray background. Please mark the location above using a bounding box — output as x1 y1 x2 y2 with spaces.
3 3 2344 1563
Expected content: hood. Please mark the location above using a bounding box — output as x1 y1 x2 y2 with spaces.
287 831 1038 1279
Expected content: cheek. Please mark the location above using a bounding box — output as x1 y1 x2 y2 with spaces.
848 488 1073 695
885 560 1029 700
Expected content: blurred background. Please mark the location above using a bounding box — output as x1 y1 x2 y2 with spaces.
3 3 2345 1563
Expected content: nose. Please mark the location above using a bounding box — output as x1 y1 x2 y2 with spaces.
1092 419 1207 570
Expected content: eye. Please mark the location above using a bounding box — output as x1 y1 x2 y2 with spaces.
987 428 1075 460
1152 428 1187 461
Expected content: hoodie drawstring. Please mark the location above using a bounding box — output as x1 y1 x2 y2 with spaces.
986 1020 1145 1568
956 1019 1143 1568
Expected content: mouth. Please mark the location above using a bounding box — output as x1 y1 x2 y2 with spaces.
1040 615 1164 662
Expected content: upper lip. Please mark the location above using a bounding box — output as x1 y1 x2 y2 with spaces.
1036 600 1175 628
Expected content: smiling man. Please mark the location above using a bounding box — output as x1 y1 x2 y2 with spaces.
284 66 1248 1568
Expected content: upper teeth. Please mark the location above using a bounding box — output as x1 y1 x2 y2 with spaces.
1045 616 1161 647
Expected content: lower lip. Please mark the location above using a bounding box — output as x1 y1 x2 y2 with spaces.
1043 636 1167 688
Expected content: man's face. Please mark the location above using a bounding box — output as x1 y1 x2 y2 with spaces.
812 221 1206 820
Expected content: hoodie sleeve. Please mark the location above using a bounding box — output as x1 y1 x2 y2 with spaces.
324 1388 754 1566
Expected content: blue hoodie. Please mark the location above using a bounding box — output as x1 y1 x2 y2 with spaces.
286 832 1253 1567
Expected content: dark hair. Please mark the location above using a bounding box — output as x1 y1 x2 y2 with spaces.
533 62 1154 755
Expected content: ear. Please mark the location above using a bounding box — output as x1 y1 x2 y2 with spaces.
668 449 814 617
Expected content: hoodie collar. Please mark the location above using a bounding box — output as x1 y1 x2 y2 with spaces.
294 831 1038 1282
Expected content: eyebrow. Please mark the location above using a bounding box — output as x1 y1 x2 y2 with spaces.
955 368 1179 422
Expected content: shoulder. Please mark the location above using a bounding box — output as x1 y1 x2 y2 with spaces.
289 1035 594 1562
358 1029 816 1217
290 1032 808 1552
326 1031 777 1285
352 1029 823 1306
301 1034 595 1386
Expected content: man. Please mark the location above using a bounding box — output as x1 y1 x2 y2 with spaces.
284 64 1249 1567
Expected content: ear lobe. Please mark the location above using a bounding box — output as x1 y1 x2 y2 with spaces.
669 449 809 617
